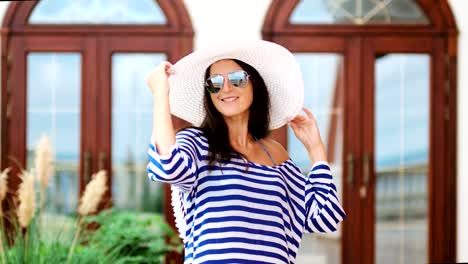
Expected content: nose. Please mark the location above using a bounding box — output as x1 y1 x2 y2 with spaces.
220 75 233 93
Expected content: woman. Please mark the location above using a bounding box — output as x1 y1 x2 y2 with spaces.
146 40 346 264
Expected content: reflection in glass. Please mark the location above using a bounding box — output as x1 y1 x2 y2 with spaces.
375 54 429 264
292 54 344 264
27 53 81 215
290 0 429 25
30 0 166 24
112 53 166 213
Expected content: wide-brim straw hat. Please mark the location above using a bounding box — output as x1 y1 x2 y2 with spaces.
168 40 304 130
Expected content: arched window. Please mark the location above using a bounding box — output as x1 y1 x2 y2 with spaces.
1 1 193 227
263 0 457 263
29 0 167 24
290 0 429 24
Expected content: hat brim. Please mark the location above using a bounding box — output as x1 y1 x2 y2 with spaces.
168 40 304 130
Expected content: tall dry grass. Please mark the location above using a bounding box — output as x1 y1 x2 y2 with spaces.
0 168 10 263
0 168 10 217
68 170 108 264
17 170 36 260
2 135 112 263
17 170 36 229
34 135 54 228
78 170 107 216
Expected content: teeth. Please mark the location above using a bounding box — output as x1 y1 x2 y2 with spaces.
222 97 238 102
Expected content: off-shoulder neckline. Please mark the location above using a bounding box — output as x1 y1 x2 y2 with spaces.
248 158 293 169
184 127 294 169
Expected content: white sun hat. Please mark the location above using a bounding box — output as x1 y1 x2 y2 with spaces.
167 40 304 130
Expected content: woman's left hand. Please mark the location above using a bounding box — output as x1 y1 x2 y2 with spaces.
288 107 326 162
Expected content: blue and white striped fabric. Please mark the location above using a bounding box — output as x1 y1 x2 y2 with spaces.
147 127 346 264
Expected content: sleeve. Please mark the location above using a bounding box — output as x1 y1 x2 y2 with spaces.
146 128 200 193
304 161 346 233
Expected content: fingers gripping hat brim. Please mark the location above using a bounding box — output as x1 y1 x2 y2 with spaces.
167 40 304 130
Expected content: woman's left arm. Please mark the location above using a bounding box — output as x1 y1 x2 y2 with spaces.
303 160 346 233
288 107 346 233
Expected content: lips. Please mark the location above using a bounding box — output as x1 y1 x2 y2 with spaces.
221 96 239 102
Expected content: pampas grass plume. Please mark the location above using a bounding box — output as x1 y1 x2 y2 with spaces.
35 135 54 189
0 168 10 207
17 170 36 228
68 170 107 263
0 168 8 264
78 170 107 216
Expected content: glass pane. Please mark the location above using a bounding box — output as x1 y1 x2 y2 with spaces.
375 54 429 264
290 0 429 25
291 54 344 264
30 0 166 25
112 53 166 213
27 53 81 216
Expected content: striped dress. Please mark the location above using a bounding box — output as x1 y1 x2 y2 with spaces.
147 127 346 264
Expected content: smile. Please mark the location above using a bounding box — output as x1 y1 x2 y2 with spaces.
221 97 239 103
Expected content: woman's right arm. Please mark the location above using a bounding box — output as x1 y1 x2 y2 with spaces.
148 61 176 153
146 62 198 193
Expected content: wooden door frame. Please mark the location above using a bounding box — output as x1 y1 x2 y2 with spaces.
0 2 193 255
265 34 365 264
263 0 458 263
1 35 97 220
97 35 190 228
362 35 454 263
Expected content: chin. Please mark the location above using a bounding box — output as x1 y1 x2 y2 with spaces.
219 110 241 117
217 108 249 119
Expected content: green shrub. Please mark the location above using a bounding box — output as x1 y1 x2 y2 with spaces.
81 209 183 263
1 209 182 264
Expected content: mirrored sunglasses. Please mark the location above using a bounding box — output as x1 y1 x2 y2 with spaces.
205 70 250 94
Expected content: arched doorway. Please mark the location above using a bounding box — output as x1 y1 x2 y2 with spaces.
263 0 457 263
1 0 193 229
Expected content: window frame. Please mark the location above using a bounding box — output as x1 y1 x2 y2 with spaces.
1 4 192 262
263 0 458 263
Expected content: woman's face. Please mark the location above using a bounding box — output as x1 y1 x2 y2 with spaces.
208 59 253 120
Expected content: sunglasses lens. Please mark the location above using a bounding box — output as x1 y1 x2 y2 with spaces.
205 75 223 93
205 71 248 93
229 71 248 87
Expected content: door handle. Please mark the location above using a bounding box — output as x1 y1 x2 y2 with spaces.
84 151 92 184
98 152 107 171
360 153 370 198
347 153 355 187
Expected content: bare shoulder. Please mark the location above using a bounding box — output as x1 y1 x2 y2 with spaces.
262 137 290 163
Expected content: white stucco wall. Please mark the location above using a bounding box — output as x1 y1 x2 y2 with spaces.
184 0 272 49
0 0 465 261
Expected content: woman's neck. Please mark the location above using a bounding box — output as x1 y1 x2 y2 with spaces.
225 118 255 149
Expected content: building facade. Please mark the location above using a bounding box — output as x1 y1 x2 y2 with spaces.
0 0 466 263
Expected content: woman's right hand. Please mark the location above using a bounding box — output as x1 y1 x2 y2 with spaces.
146 61 174 95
